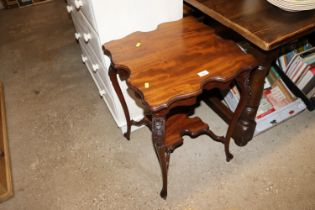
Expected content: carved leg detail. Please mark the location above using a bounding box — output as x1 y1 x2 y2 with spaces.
152 116 168 199
224 72 251 162
108 66 132 140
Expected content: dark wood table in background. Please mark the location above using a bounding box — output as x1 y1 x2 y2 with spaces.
185 0 315 146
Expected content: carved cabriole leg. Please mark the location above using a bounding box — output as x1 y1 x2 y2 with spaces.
152 114 169 199
224 71 251 162
108 65 132 140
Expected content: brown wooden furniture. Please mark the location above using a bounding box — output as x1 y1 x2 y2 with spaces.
0 82 13 203
184 0 315 146
1 0 18 8
104 17 257 198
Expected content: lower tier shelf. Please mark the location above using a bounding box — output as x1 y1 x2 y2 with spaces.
164 114 209 148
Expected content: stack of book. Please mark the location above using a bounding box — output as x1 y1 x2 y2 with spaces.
223 67 306 135
277 43 315 99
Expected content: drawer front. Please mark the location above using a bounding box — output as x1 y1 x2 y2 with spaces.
80 41 106 96
78 36 112 94
66 0 97 30
71 11 104 66
83 44 112 93
80 41 117 116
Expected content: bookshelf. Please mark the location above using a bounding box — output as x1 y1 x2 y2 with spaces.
274 63 315 111
275 38 315 111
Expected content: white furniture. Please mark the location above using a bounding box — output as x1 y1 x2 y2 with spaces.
66 0 183 132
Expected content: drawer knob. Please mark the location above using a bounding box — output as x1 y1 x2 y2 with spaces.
66 5 73 13
74 0 83 9
92 64 99 72
74 32 81 40
83 33 91 43
81 55 88 63
99 90 106 97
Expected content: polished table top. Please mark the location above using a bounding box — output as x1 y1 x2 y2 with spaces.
104 17 256 112
184 0 315 51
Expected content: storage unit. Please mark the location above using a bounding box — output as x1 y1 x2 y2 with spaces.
274 40 315 111
65 0 183 132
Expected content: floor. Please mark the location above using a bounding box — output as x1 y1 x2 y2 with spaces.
0 1 315 210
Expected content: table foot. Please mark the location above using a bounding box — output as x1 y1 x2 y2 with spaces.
233 117 257 146
225 153 234 162
160 189 167 199
123 132 131 140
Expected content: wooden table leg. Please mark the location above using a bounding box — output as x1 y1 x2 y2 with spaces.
151 114 169 199
232 49 278 146
224 71 251 160
108 65 132 140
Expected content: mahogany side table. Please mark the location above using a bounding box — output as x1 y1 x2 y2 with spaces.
103 16 257 198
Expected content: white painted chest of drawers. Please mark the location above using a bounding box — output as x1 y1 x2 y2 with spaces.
66 0 183 132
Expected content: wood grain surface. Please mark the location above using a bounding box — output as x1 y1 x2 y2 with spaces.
184 0 315 51
104 16 256 112
0 82 13 203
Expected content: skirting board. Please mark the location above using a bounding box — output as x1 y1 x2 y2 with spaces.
0 82 13 203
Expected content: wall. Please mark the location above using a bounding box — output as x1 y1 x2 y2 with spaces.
92 0 183 44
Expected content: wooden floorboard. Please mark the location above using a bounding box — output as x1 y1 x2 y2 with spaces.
0 82 13 203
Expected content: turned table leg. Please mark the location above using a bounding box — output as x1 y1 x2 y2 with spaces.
232 66 267 146
233 50 277 146
224 71 251 161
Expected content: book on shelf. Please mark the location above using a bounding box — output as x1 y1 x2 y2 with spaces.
277 41 312 71
255 92 275 119
298 66 315 93
284 47 314 81
277 43 315 100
